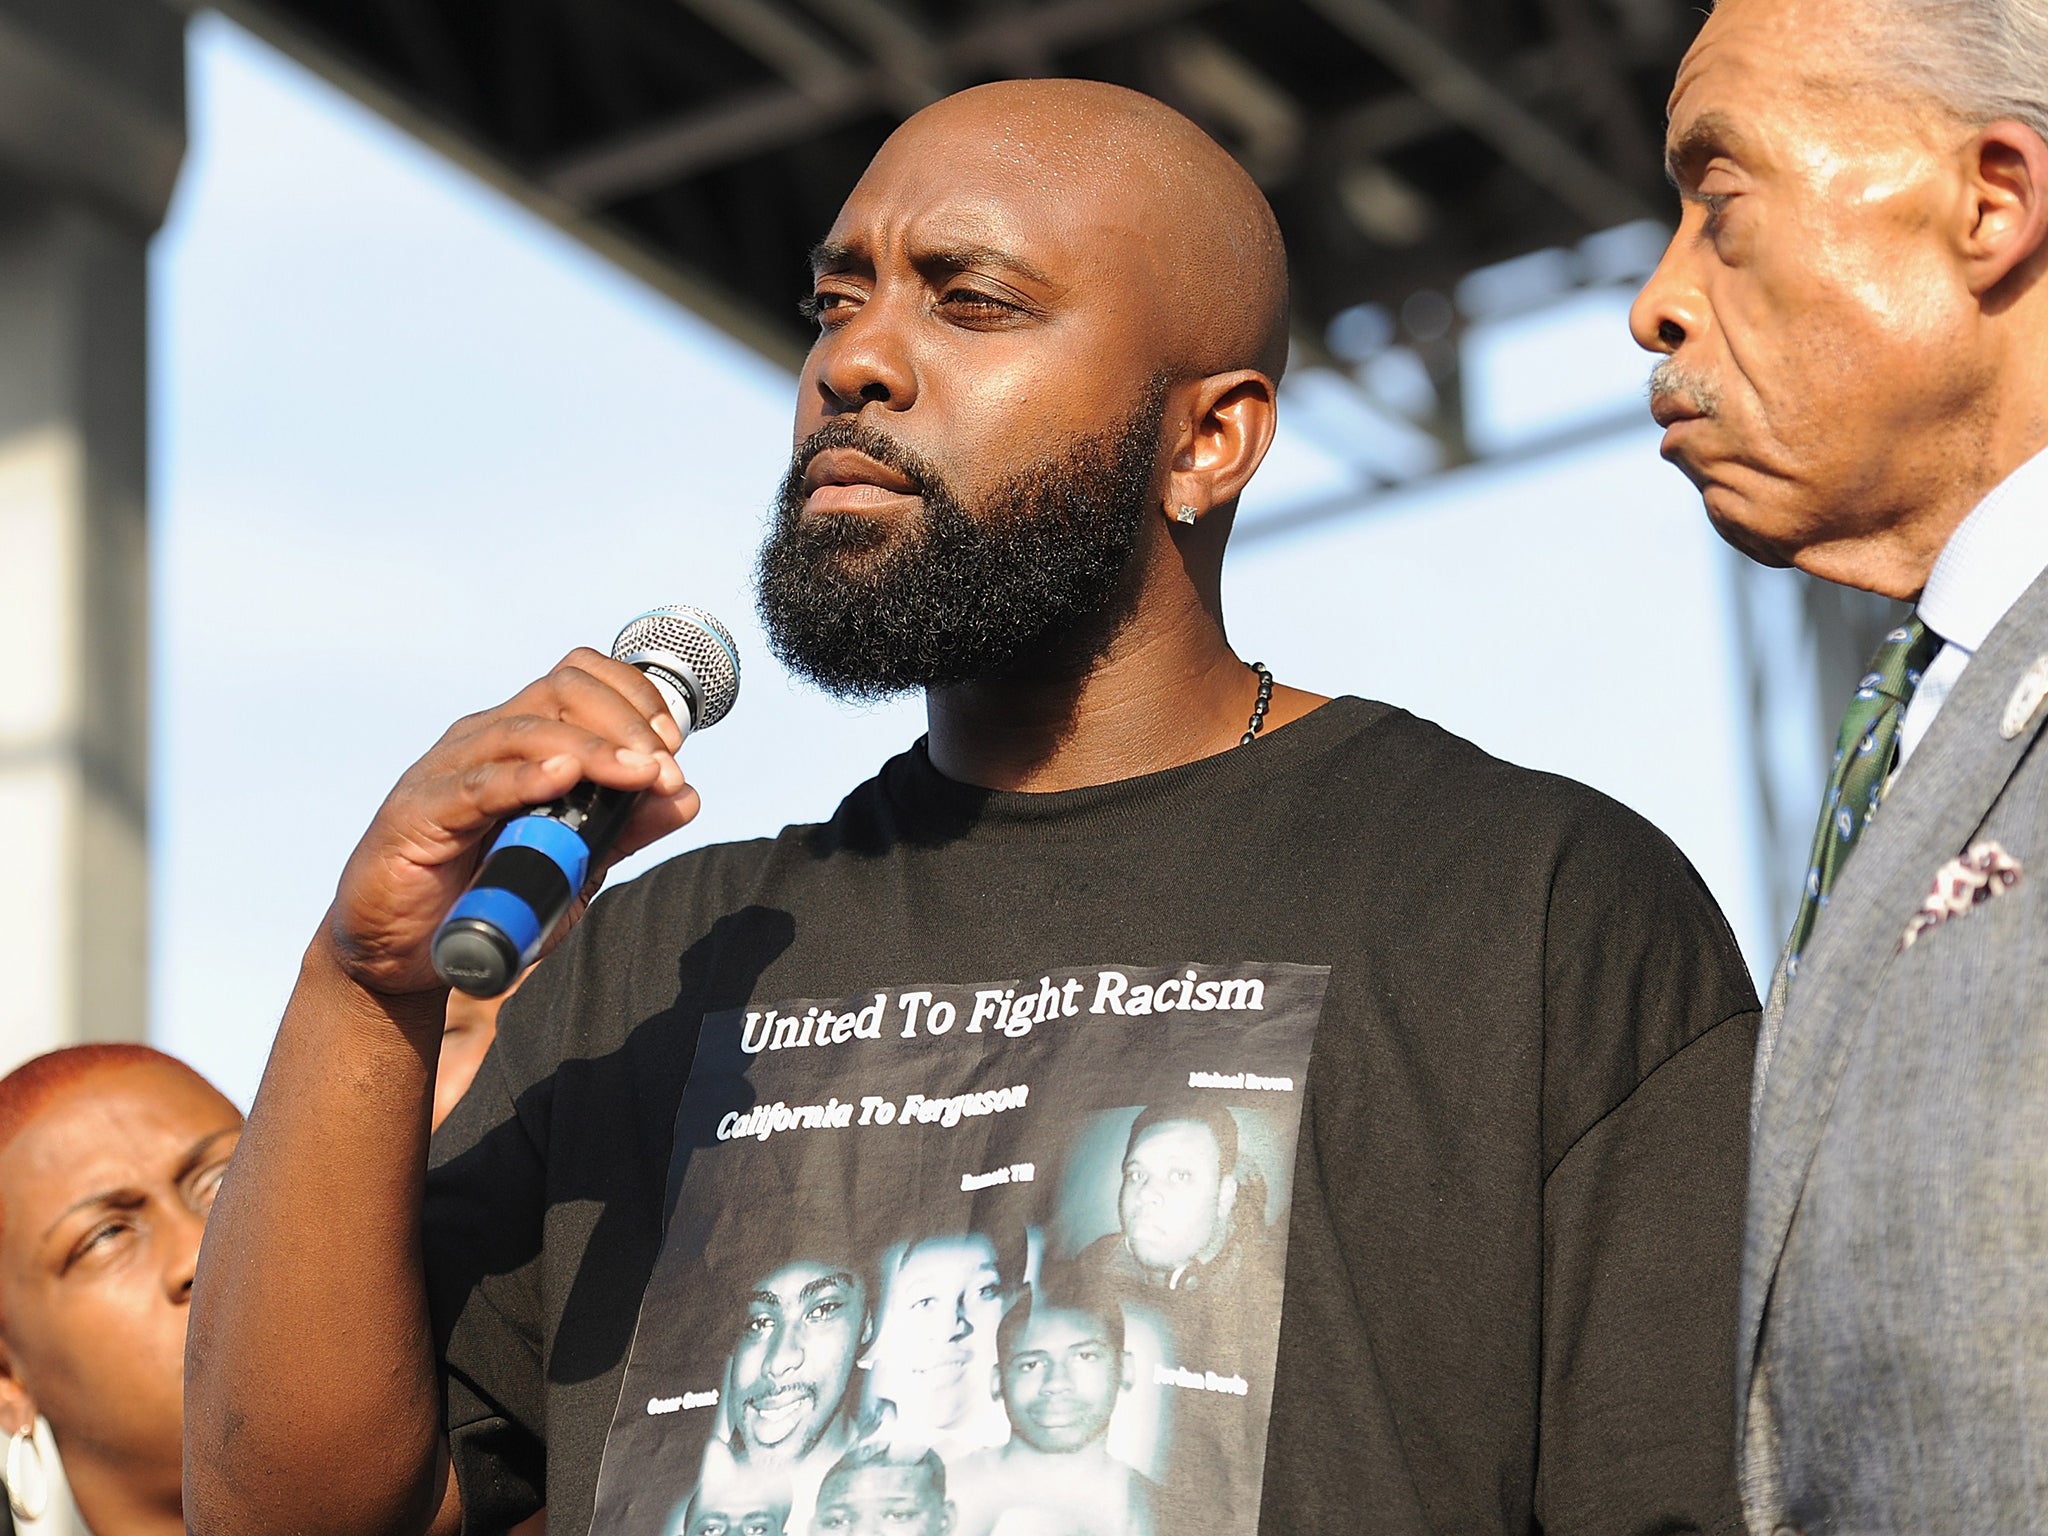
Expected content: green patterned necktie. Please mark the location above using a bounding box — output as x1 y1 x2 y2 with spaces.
1786 618 1942 976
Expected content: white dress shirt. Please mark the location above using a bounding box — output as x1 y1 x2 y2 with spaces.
1898 446 2048 766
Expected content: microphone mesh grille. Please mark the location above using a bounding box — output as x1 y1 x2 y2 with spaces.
610 606 742 730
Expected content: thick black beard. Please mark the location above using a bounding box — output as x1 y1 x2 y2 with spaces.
755 383 1166 699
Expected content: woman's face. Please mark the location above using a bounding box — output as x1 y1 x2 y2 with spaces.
867 1234 1006 1433
0 1061 241 1487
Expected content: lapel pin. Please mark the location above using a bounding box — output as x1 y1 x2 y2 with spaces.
2002 655 2048 740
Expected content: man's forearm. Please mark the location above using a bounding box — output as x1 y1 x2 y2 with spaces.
183 649 690 1535
184 940 454 1536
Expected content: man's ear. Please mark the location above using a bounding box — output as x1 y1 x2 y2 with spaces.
939 1499 957 1536
1215 1172 1239 1225
1120 1349 1135 1394
0 1341 37 1440
1961 120 2048 299
989 1362 1002 1401
1163 371 1279 521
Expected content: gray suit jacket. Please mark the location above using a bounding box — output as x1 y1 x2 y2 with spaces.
1740 566 2048 1533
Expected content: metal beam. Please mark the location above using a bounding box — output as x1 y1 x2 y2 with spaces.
548 0 1227 206
0 0 184 226
796 0 948 113
368 0 486 128
1158 29 1306 186
1532 0 1661 186
1328 44 1561 158
193 0 816 370
551 75 872 207
676 0 858 100
1299 0 1652 228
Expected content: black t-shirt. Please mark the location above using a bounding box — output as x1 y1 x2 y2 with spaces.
426 697 1758 1536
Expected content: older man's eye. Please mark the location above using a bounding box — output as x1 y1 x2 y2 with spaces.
1696 191 1737 240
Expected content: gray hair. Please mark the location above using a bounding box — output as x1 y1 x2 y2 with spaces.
1859 0 2048 143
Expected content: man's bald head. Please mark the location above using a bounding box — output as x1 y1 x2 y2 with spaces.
764 78 1290 698
856 79 1290 382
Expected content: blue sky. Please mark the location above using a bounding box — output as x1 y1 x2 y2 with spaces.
151 16 1782 1106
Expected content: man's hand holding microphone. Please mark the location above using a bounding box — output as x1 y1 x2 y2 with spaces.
186 607 738 1536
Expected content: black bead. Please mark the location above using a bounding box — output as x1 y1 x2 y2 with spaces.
1239 660 1278 745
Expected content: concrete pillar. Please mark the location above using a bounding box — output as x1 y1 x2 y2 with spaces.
0 7 182 1531
0 0 183 1073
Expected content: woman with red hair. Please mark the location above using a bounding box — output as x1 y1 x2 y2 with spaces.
0 1044 240 1534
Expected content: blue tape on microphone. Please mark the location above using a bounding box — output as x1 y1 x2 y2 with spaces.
442 885 545 965
490 812 593 894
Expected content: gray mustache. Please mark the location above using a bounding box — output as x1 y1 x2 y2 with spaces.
1648 357 1721 417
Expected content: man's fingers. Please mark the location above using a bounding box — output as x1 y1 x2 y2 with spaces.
565 649 687 748
403 720 676 843
466 714 677 789
518 650 685 754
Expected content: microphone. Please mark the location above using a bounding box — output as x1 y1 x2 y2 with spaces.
430 606 742 998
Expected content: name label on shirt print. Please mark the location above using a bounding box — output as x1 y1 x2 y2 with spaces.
1188 1071 1294 1091
646 1390 720 1416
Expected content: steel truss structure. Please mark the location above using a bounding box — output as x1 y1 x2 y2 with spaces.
175 0 1899 933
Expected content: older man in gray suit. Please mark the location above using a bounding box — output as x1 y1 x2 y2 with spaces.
1632 0 2048 1530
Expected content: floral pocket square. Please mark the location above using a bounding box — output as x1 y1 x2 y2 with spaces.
1899 841 2023 952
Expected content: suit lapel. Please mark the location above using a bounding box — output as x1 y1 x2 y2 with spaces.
1738 567 2048 1444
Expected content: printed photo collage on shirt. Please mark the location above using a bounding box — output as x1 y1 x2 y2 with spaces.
588 960 1329 1536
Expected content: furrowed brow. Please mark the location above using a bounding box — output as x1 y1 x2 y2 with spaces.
809 241 863 277
1665 110 1742 189
43 1188 140 1241
920 245 1054 288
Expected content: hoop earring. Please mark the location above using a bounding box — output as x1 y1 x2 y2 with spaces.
6 1422 46 1524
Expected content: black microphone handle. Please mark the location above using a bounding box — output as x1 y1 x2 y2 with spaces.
430 602 741 999
430 777 643 998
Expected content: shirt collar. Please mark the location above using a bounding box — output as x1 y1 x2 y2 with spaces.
1917 444 2048 653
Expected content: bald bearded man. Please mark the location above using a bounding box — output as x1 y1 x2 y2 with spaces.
187 82 1757 1536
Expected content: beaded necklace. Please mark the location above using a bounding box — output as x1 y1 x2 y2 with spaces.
1240 661 1275 746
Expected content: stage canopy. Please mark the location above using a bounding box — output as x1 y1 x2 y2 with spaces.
206 0 1694 456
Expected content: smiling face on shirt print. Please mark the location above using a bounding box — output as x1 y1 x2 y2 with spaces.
730 1261 871 1462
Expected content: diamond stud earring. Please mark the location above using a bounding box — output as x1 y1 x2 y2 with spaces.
1173 505 1199 524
